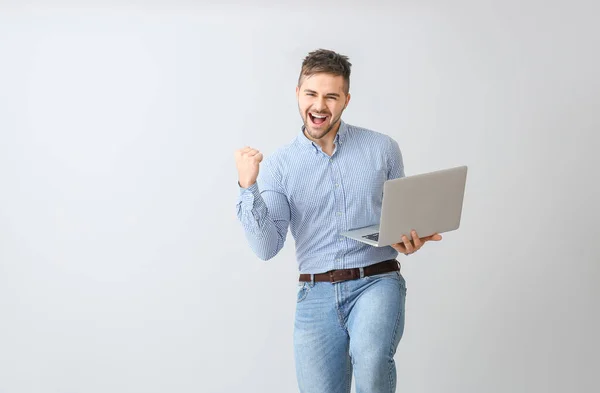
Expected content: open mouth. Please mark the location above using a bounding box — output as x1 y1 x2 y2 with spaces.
309 112 328 126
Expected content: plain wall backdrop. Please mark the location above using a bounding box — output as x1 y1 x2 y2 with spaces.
0 1 598 392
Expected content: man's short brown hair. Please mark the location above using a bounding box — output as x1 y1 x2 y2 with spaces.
298 49 352 94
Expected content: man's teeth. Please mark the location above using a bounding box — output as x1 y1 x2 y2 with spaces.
312 114 327 118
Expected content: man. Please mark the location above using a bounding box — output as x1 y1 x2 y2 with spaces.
235 49 442 393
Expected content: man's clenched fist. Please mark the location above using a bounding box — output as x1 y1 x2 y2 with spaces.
235 147 263 188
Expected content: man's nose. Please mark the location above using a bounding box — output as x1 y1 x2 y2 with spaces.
312 97 326 111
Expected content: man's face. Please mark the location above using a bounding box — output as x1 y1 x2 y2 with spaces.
296 73 351 141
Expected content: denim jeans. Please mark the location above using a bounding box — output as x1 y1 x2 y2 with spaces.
293 270 407 393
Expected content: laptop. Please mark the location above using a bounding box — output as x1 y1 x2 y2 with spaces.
340 165 468 247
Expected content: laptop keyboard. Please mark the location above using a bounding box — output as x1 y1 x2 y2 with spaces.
363 233 379 241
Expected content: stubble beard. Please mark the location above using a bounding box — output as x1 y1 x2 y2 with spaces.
302 111 342 141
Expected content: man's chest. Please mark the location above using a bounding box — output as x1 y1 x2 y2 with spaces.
282 152 388 216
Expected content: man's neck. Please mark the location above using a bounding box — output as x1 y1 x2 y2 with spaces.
305 121 340 156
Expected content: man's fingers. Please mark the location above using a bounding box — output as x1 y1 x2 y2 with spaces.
237 147 262 159
411 230 422 249
394 231 442 256
235 147 251 159
422 233 443 242
391 243 406 253
238 147 261 156
402 235 414 253
247 150 264 160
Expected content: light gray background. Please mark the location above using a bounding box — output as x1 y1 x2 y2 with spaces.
1 1 598 392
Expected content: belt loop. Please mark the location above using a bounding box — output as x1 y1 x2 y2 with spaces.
310 274 314 286
359 267 364 278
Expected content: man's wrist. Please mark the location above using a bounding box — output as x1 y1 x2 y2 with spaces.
238 180 256 189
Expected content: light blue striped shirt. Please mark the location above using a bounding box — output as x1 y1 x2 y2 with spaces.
236 120 405 274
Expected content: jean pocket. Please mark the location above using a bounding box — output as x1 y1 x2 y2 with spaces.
365 270 399 281
297 282 310 303
365 271 407 292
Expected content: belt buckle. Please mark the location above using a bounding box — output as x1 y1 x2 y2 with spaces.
329 269 354 283
328 271 338 283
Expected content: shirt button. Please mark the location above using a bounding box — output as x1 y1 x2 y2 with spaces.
336 212 342 216
335 183 339 187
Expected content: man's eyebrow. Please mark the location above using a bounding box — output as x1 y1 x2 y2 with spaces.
303 89 340 97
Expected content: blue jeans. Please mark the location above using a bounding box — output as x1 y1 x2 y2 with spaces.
293 270 407 393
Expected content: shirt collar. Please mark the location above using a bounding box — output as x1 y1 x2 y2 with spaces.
297 119 348 153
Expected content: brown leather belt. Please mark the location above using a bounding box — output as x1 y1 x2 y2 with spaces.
299 259 400 283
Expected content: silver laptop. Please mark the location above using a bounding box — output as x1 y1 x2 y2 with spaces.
340 165 468 247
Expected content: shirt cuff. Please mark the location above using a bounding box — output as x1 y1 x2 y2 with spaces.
238 181 259 195
238 182 261 211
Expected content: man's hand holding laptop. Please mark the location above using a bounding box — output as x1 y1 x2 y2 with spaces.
391 230 443 256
